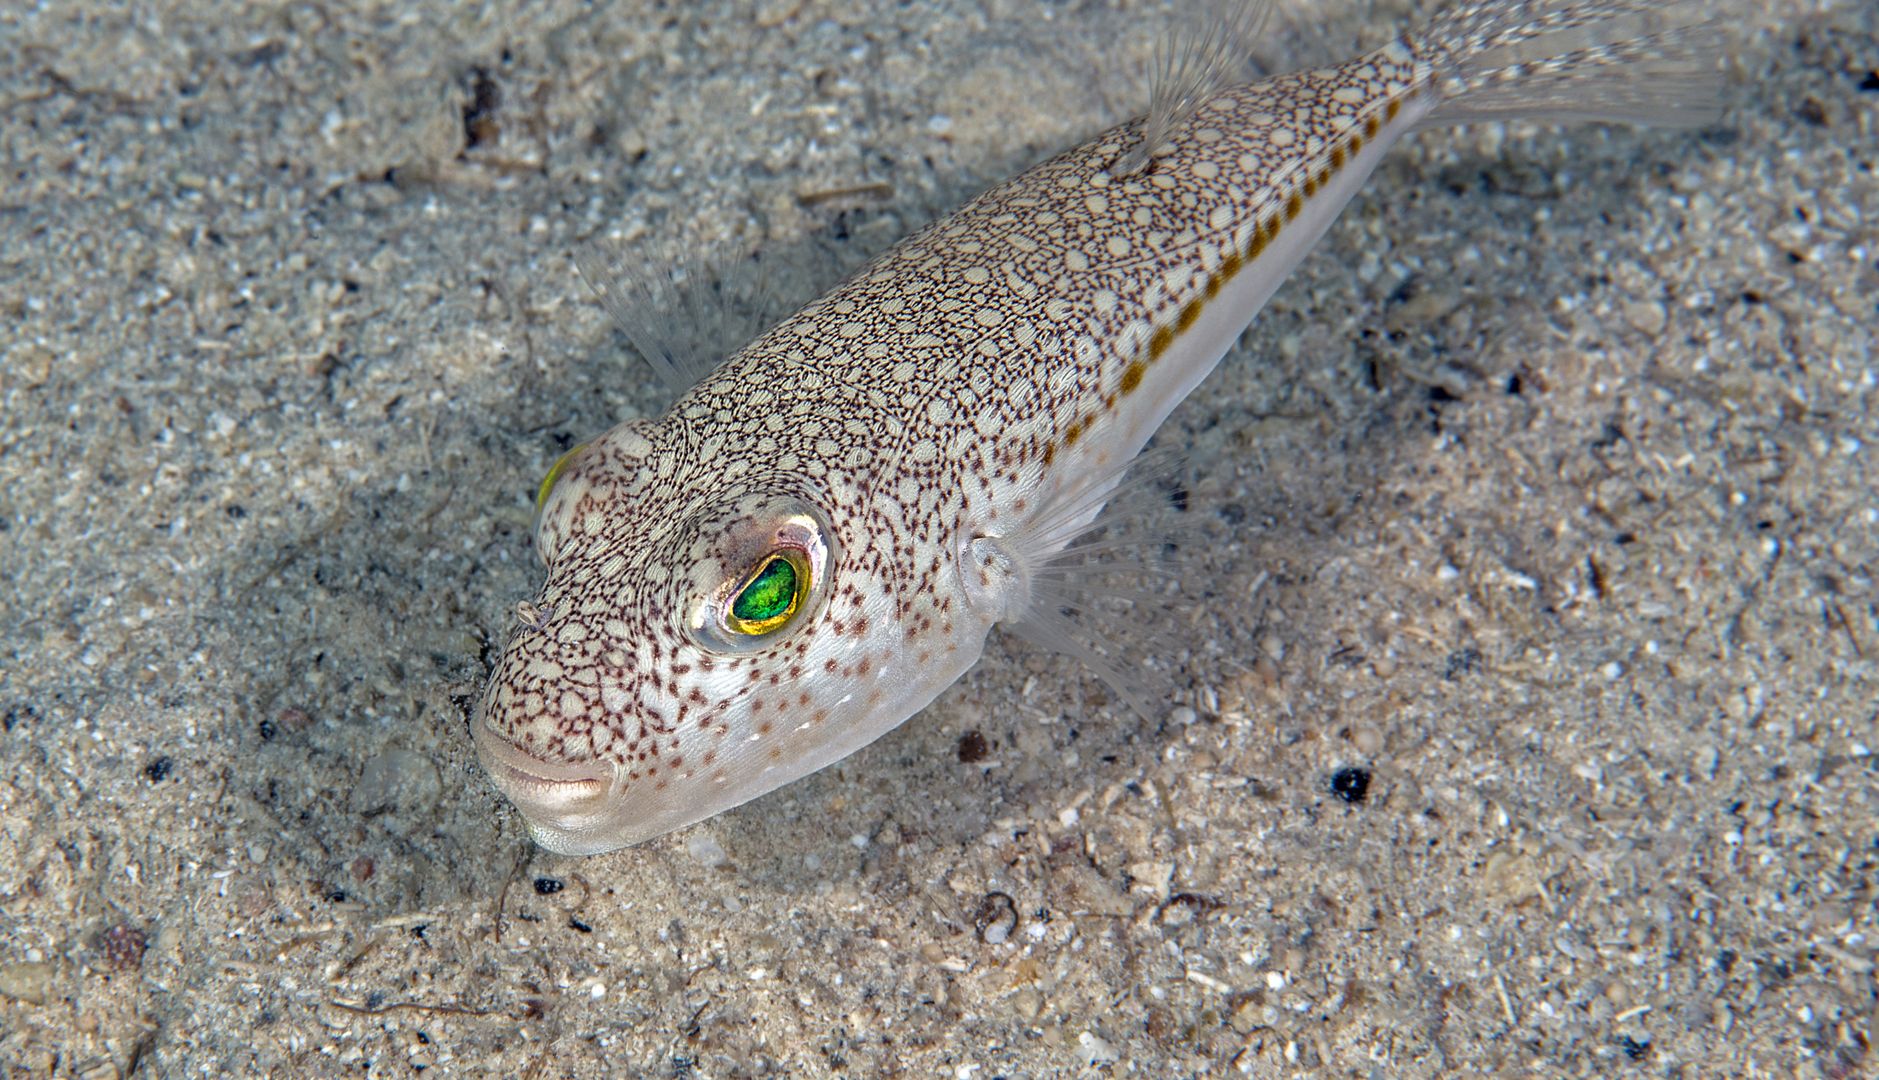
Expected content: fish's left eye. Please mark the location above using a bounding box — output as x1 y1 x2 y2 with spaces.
725 551 809 636
685 503 835 654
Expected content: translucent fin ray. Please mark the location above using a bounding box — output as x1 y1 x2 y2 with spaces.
999 448 1196 719
1117 0 1277 176
574 244 783 402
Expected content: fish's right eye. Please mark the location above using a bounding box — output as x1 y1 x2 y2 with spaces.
535 443 587 513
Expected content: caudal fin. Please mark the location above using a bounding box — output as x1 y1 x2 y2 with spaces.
1413 0 1730 129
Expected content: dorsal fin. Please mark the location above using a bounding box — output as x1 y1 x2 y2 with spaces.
574 244 782 402
1116 0 1277 176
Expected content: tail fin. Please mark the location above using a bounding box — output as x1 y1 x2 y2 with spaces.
1412 0 1729 129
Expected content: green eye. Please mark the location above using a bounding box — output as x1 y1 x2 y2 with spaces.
725 552 808 636
685 506 833 654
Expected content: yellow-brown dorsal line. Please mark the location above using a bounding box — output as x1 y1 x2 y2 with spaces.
1040 102 1402 463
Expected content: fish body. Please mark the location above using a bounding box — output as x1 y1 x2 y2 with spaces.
476 0 1724 854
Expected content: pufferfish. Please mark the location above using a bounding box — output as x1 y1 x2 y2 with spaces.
474 0 1727 854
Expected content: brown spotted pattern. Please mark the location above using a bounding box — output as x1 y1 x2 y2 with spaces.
479 34 1447 853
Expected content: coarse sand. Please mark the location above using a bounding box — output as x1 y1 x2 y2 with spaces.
1 0 1874 1074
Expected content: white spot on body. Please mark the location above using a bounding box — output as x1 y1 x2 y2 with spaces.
559 690 586 721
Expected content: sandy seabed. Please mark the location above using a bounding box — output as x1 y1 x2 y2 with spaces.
1 0 1875 1075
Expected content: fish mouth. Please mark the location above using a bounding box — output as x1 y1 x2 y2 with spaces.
473 723 613 824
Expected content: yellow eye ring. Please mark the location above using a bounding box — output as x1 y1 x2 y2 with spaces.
535 443 587 513
724 550 811 636
686 505 834 655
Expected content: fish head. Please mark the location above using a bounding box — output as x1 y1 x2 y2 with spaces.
475 416 981 854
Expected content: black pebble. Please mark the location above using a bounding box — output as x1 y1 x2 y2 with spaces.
1331 767 1371 804
956 730 990 763
144 757 173 782
534 876 564 895
1443 648 1482 681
